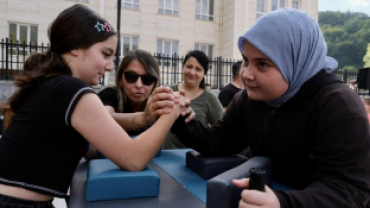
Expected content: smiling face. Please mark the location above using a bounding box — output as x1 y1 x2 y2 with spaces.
240 41 288 101
120 59 155 107
70 35 117 86
182 57 205 88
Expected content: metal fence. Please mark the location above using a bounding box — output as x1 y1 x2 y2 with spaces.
153 53 235 89
0 38 365 93
0 38 236 89
0 38 49 81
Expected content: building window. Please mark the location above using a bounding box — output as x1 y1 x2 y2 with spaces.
195 43 213 59
157 39 178 56
195 0 214 21
292 0 300 9
8 23 38 55
72 0 89 2
272 0 285 11
256 0 266 18
120 36 139 60
117 0 140 10
157 39 178 68
158 0 179 16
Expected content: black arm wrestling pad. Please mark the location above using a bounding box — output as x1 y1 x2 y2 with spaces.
206 157 272 208
185 151 248 180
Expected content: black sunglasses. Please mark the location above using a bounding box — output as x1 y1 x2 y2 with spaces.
123 72 156 86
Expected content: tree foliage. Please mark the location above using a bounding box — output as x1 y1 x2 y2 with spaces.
364 43 370 68
319 11 370 69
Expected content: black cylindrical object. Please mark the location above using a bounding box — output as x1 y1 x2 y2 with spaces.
249 168 266 191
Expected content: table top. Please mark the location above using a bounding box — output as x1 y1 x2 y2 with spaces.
69 160 206 208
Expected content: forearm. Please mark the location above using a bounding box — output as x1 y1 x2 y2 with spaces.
111 112 149 131
171 117 242 156
131 112 179 168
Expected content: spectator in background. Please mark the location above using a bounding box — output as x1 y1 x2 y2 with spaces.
94 50 196 158
98 50 165 136
162 50 223 149
218 61 243 112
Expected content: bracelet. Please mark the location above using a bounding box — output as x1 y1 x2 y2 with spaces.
132 113 141 131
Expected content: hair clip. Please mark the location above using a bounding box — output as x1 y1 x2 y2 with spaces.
103 23 113 32
94 21 113 32
94 21 104 32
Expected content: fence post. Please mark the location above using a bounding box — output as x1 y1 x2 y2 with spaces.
174 53 178 84
343 70 347 84
16 40 19 74
217 57 221 90
0 39 3 80
5 38 9 81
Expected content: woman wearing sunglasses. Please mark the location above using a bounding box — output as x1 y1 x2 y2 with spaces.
97 50 194 139
161 50 223 149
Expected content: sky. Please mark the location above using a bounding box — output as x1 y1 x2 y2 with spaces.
318 0 370 16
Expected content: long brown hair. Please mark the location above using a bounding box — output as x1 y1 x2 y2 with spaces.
115 50 160 113
10 4 116 112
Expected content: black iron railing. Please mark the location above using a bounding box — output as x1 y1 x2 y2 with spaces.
0 38 365 93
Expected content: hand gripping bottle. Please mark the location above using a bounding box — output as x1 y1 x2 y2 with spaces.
249 168 266 191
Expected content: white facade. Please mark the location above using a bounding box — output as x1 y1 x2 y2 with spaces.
0 0 318 59
0 0 318 86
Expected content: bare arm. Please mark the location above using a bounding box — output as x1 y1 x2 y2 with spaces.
72 93 184 171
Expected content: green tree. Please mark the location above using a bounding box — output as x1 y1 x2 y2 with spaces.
364 43 370 68
319 11 370 69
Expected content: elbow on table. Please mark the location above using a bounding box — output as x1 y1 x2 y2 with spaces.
117 159 147 172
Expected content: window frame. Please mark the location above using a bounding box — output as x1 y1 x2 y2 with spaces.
156 39 179 68
158 0 179 16
195 0 214 21
120 35 139 60
194 43 213 59
271 0 285 11
8 22 38 56
117 0 140 10
72 0 89 3
256 0 266 18
292 0 300 9
157 39 179 56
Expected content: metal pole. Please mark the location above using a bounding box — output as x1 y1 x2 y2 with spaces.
5 38 9 81
115 0 121 71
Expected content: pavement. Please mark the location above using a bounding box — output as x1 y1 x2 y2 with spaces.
53 198 67 208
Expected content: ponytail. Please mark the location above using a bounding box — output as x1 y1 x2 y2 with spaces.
10 51 71 112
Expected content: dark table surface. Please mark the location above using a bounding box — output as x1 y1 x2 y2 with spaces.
69 161 206 208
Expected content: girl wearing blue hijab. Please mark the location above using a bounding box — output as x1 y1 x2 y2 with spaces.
171 8 370 208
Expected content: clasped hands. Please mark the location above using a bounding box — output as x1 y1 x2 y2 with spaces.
142 86 195 125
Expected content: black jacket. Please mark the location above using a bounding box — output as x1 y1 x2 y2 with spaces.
172 71 370 208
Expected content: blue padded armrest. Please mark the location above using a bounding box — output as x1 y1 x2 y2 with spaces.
85 159 160 202
206 157 272 208
185 151 248 180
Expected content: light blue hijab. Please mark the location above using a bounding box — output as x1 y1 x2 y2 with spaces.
238 8 338 107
